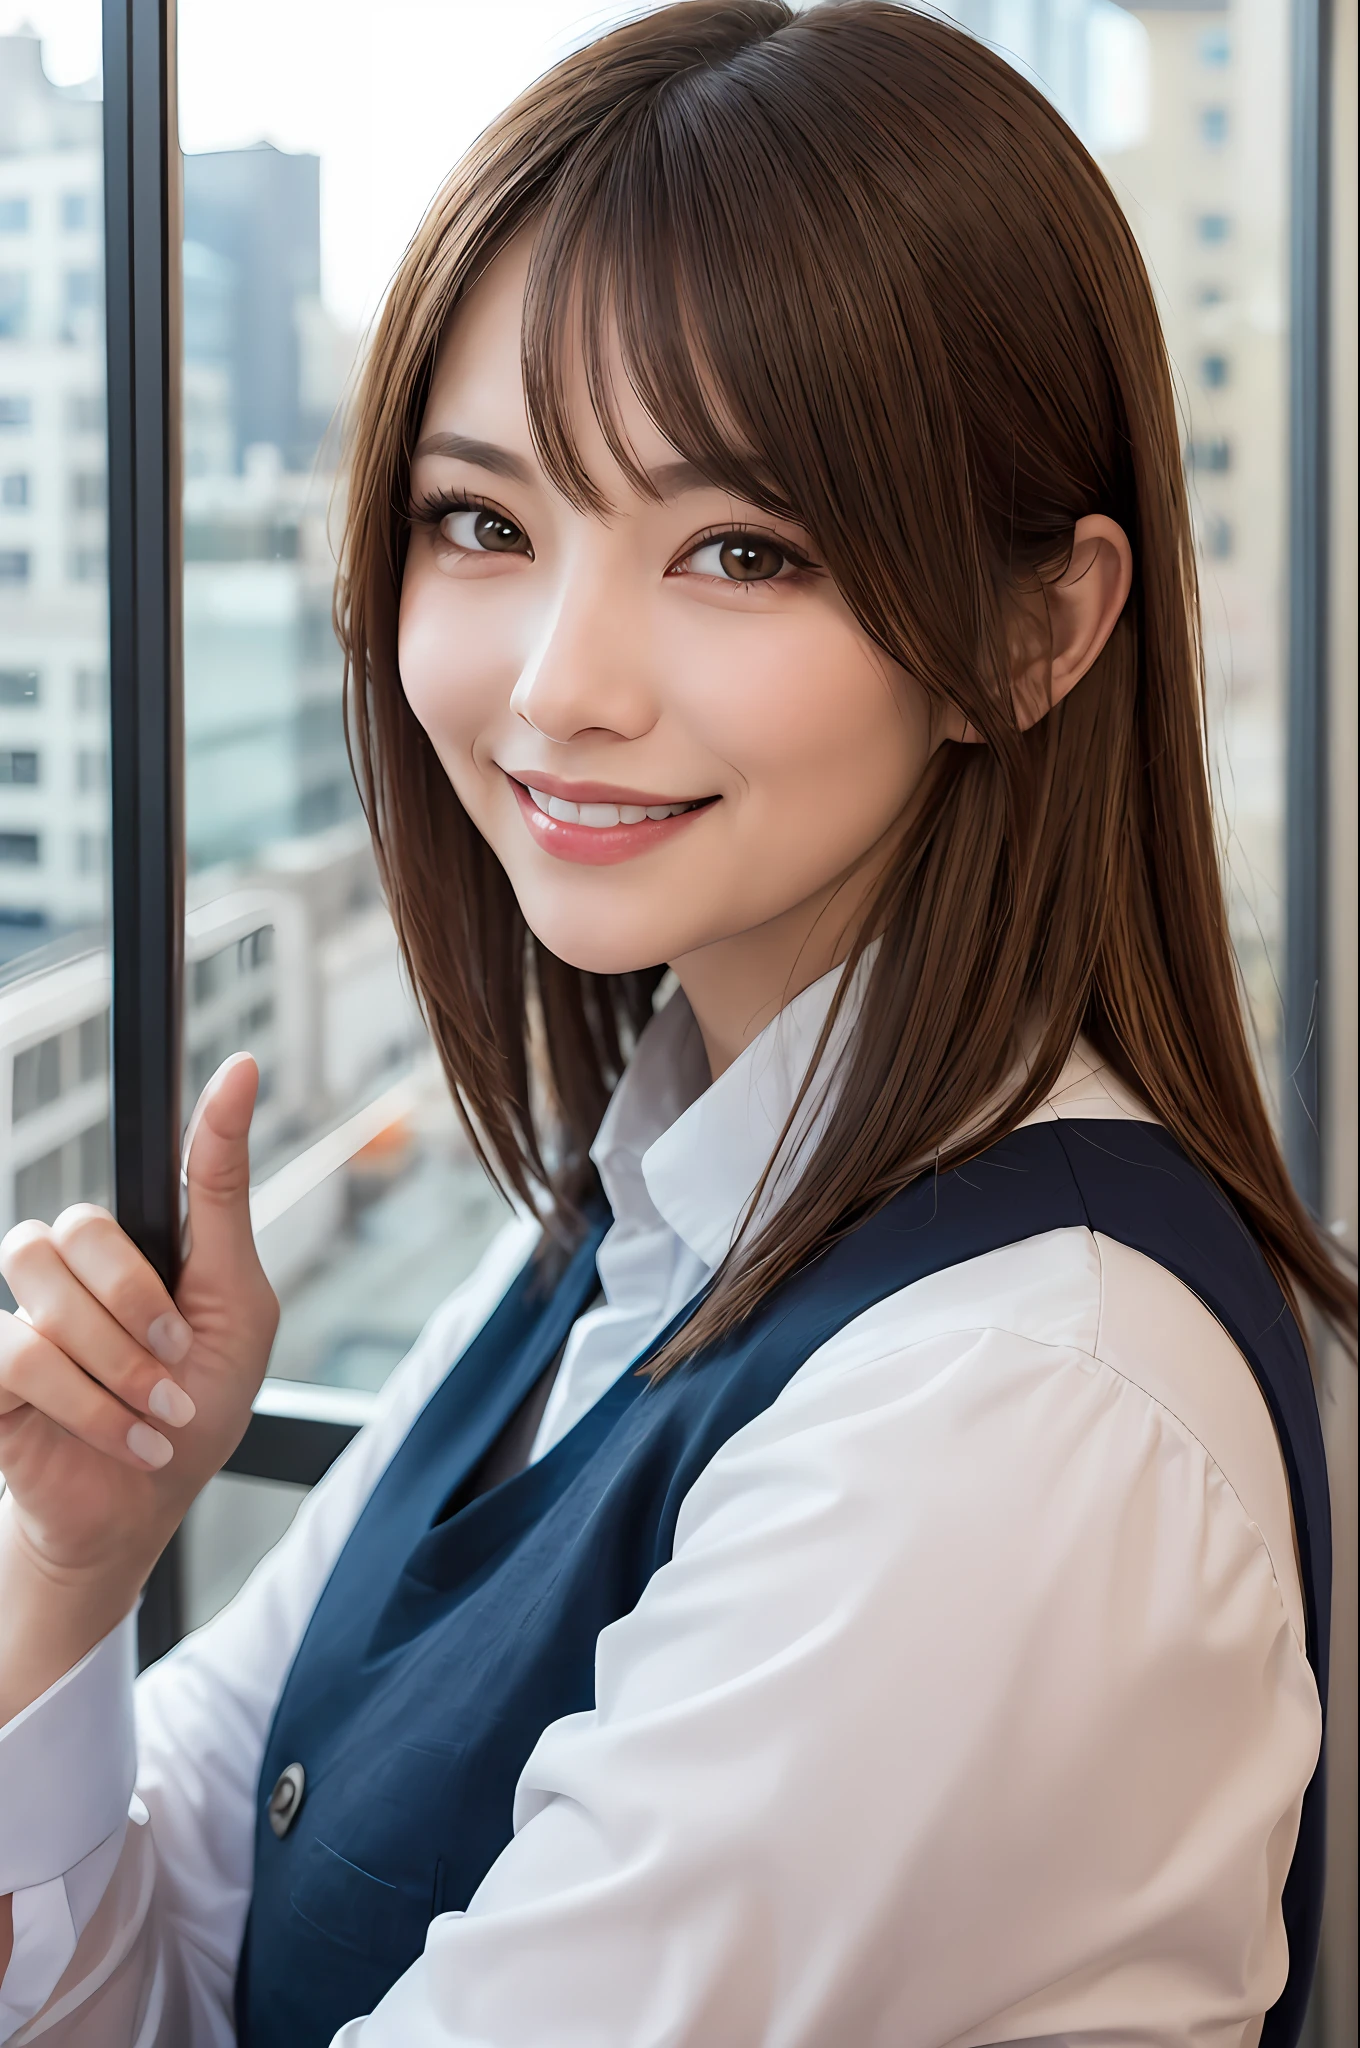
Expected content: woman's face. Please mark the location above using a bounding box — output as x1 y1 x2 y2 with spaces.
398 236 939 1003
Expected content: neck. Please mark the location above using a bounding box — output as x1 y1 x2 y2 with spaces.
668 863 882 1080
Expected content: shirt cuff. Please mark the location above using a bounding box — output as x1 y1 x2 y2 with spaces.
0 1615 137 1895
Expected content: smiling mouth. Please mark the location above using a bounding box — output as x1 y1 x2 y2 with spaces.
521 784 715 829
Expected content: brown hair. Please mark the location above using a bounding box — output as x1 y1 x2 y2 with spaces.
338 0 1356 1362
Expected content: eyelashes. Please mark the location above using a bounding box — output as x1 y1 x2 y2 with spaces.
407 489 821 586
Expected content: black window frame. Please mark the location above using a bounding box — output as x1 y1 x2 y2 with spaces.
100 0 1336 1670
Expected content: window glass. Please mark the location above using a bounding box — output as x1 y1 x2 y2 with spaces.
0 4 110 1270
173 0 1288 1426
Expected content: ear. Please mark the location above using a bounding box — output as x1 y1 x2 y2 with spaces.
937 514 1133 744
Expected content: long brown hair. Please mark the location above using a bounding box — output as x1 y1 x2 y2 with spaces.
338 0 1356 1362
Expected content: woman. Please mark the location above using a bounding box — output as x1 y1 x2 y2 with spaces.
0 3 1352 2042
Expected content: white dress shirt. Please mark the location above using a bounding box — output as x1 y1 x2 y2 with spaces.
0 967 1322 2046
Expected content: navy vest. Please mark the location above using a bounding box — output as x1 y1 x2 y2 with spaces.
236 1121 1330 2048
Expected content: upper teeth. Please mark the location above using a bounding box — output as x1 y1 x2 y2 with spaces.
526 787 697 828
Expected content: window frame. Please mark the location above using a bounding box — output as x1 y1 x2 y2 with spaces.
100 0 1337 1663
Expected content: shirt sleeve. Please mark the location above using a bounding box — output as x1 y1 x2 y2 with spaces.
340 1310 1321 2048
0 1214 537 2048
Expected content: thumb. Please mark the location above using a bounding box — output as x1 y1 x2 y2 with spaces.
182 1052 261 1280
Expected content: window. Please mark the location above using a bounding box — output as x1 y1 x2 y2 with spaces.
1201 515 1234 560
0 395 32 429
12 1035 60 1120
1199 106 1229 146
61 192 93 232
69 544 105 581
0 832 40 865
70 470 103 511
0 196 30 233
0 752 39 786
1196 212 1233 243
74 666 104 712
65 391 104 435
1 471 28 506
1186 437 1233 472
62 266 100 343
0 549 30 585
0 271 28 338
0 668 39 705
74 830 107 875
1198 27 1231 66
75 747 106 792
79 1010 108 1080
1200 352 1231 388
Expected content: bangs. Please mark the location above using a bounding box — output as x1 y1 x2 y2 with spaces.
518 59 874 535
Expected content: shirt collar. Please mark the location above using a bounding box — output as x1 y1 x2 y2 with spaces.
590 953 869 1275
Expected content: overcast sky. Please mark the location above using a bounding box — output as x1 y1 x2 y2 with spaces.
1 1 645 329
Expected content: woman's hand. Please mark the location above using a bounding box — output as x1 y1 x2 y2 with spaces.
0 1055 279 1721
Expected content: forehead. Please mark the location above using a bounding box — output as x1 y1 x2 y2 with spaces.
421 233 680 481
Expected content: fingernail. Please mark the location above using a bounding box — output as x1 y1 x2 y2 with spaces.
127 1421 173 1468
147 1378 196 1427
147 1312 192 1366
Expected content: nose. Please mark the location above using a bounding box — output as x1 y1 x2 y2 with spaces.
510 571 657 744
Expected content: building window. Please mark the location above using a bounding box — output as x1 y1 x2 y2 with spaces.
0 749 39 785
0 549 30 586
0 395 32 430
1186 437 1232 473
1196 282 1227 307
1 471 28 506
1200 106 1229 147
74 830 107 874
78 1121 111 1207
1202 515 1234 559
242 998 276 1035
240 925 275 972
74 667 104 712
0 668 39 705
1200 353 1231 389
61 268 100 343
69 545 105 582
79 1011 110 1082
14 1147 63 1223
12 1035 61 1121
1196 213 1232 245
0 831 40 864
69 471 104 512
1198 27 1231 66
0 197 30 233
0 272 28 339
65 392 104 435
76 747 106 792
61 193 93 233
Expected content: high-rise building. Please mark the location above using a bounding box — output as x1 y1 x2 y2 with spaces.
0 30 107 963
183 142 326 475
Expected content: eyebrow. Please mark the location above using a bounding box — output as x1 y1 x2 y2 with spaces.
410 433 721 502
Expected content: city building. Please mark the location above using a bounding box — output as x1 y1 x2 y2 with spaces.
0 30 108 960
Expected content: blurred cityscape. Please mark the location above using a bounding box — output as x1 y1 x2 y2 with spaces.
0 1 1286 1376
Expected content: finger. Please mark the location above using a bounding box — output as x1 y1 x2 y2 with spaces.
19 1210 192 1369
2 1237 195 1429
183 1053 260 1277
0 1314 174 1469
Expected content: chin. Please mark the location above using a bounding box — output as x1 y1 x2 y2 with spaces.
523 915 670 978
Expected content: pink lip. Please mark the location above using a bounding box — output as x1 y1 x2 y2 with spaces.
506 774 717 867
501 768 709 807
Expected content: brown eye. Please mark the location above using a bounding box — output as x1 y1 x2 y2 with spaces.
716 535 785 581
473 508 527 553
437 505 531 555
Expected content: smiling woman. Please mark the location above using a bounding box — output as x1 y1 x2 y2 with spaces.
0 4 1354 2046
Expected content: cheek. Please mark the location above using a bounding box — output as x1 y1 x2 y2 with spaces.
678 609 927 820
396 563 510 759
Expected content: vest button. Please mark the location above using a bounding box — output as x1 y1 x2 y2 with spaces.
267 1763 306 1838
